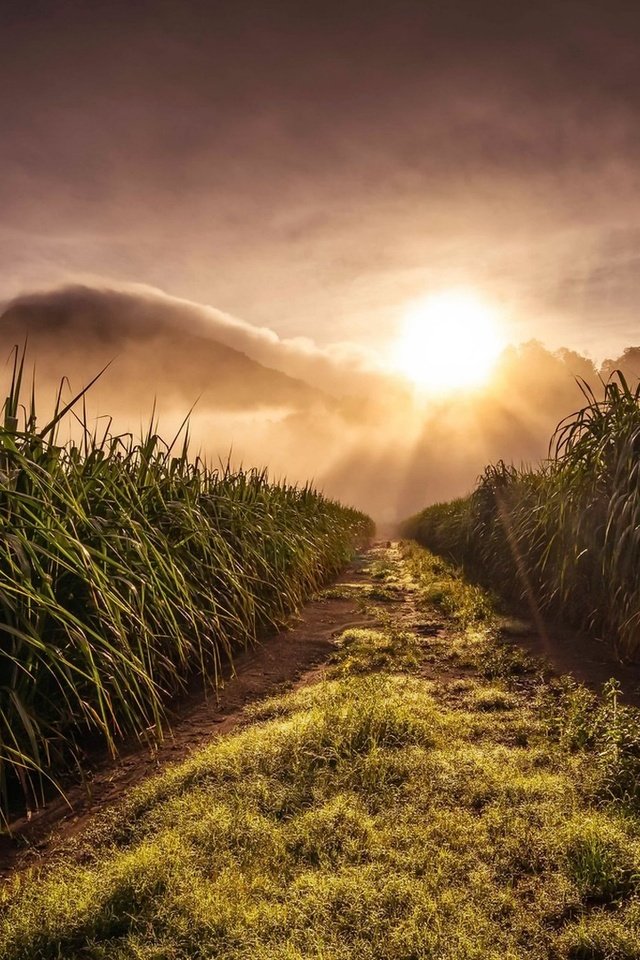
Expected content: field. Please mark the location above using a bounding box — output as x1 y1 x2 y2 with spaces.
0 350 372 818
4 543 640 958
402 373 640 660
5 357 640 958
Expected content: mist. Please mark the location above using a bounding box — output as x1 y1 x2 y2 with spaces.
2 283 637 525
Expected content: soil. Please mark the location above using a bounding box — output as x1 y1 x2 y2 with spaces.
500 611 640 705
3 540 640 881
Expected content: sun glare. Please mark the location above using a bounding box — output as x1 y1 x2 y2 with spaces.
393 289 505 393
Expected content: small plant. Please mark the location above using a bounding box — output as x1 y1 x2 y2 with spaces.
332 627 422 675
561 813 640 904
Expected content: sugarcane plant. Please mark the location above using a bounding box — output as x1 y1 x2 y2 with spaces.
0 346 374 821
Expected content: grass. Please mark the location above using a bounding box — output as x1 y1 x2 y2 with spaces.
0 347 373 818
6 543 640 958
402 372 640 660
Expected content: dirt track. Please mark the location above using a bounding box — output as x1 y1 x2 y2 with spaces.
3 540 640 880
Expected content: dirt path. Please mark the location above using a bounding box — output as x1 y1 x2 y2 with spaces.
499 612 640 704
3 540 639 881
0 548 382 878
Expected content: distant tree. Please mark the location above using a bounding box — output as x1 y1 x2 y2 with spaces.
600 347 640 384
493 340 597 406
555 348 598 385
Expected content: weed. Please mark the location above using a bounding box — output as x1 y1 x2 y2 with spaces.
331 627 422 676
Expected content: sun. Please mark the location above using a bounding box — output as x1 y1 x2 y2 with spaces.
392 289 505 392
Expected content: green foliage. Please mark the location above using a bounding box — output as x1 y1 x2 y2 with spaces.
404 373 640 659
331 627 423 676
559 813 640 904
400 540 495 629
467 685 518 712
0 347 373 817
543 678 640 809
400 496 475 566
555 902 640 960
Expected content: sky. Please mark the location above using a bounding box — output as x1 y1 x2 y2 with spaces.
2 0 640 362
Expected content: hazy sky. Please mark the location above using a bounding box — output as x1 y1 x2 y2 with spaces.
2 0 640 360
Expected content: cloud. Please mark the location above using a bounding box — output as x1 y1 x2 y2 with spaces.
1 281 637 525
1 282 384 398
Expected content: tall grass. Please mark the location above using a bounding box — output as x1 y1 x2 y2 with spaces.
0 348 373 817
403 372 640 660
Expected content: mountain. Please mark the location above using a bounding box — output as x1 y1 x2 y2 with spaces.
0 286 327 417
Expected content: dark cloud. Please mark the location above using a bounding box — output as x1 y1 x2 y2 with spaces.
1 1 640 356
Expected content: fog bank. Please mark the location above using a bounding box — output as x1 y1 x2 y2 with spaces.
2 283 638 523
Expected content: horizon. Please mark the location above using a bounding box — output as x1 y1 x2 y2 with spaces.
2 280 640 525
2 1 640 522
